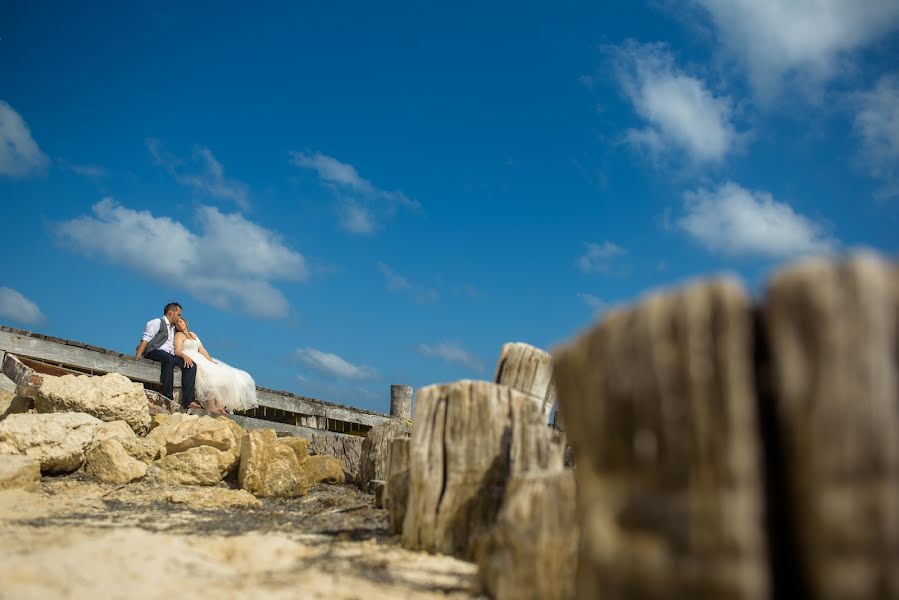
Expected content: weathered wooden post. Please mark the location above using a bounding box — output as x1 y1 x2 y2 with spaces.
494 342 555 421
385 436 410 535
762 254 899 600
358 419 411 495
476 470 577 600
401 380 564 559
553 279 769 599
389 384 413 420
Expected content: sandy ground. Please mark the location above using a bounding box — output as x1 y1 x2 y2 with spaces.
0 474 482 599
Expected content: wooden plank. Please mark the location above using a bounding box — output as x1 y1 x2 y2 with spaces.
255 389 391 427
16 356 87 378
0 329 173 386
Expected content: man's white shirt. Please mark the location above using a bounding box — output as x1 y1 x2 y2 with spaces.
142 317 175 354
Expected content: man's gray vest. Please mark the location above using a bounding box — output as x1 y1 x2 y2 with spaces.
143 318 171 356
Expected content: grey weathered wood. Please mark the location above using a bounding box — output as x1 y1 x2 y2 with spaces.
385 437 410 535
763 254 899 600
359 419 411 491
553 279 769 599
401 380 564 559
308 430 364 482
0 328 175 386
495 342 555 421
227 413 329 439
390 384 413 419
476 470 577 600
255 389 390 428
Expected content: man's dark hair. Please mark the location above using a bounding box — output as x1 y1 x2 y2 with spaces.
163 302 182 315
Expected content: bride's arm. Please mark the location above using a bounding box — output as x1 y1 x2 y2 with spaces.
197 339 217 363
173 332 195 368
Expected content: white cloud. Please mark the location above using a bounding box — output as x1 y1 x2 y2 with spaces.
418 341 486 373
56 199 307 318
339 201 376 235
290 151 420 234
0 287 45 325
678 182 837 258
691 0 899 99
578 241 625 274
854 74 899 199
148 139 250 210
612 42 741 164
377 261 439 302
0 101 48 177
65 163 108 178
295 347 377 380
577 293 606 316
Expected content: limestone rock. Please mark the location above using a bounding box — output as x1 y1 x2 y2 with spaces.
159 415 236 455
84 439 147 484
0 454 41 491
763 254 899 599
495 342 556 421
278 437 309 466
553 279 768 599
90 420 158 464
359 419 411 491
0 392 31 422
303 454 346 484
401 380 564 559
34 373 151 434
239 429 308 498
309 432 362 482
165 487 261 509
145 413 239 472
476 470 577 600
148 445 230 486
0 412 103 473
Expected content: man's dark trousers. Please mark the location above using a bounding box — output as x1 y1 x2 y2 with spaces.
144 349 197 408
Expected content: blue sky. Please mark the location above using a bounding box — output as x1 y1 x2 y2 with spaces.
1 1 897 411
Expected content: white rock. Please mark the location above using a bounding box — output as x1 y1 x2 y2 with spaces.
0 454 41 491
0 412 103 473
84 439 147 484
34 373 151 434
148 445 231 486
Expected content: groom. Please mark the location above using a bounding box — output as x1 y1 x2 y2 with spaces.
134 302 197 410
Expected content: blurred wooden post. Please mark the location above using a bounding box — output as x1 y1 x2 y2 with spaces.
763 255 899 600
553 280 769 599
390 384 412 420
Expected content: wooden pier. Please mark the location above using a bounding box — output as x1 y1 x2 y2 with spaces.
0 325 392 437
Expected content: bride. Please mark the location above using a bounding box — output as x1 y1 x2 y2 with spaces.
173 317 259 415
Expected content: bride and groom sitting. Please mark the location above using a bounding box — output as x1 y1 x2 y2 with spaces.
135 302 259 415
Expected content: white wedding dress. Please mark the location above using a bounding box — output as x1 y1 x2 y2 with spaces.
180 334 259 412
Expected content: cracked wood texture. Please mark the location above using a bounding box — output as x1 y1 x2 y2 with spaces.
401 380 563 559
476 470 577 600
553 279 768 599
385 436 410 535
358 419 411 492
763 255 899 600
495 342 556 421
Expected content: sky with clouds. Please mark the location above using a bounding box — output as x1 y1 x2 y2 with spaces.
1 1 897 411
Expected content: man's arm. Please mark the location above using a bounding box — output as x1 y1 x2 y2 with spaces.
135 340 148 359
135 319 160 359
